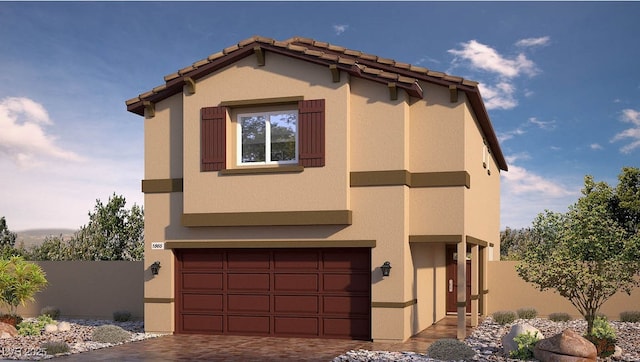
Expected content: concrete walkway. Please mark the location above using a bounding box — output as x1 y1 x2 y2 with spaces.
54 316 475 361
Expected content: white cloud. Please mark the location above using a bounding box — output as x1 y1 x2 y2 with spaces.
498 128 526 143
0 97 83 168
590 143 603 150
500 160 580 229
448 40 538 78
611 108 640 153
515 36 550 48
478 81 518 110
333 24 348 35
528 117 556 130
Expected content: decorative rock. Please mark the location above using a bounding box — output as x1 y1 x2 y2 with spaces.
0 321 18 338
534 329 597 362
44 323 58 333
613 345 623 359
501 323 543 356
58 321 71 331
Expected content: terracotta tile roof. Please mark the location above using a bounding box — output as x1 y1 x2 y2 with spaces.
125 36 507 171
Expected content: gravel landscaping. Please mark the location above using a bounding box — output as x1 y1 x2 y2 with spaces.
334 317 640 361
1 317 639 360
0 319 163 360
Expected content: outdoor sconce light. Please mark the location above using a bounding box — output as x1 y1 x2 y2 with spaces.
150 261 161 276
381 261 392 277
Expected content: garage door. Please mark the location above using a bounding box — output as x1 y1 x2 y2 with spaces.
175 248 371 340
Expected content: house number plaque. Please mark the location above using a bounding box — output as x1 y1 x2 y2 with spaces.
151 242 165 250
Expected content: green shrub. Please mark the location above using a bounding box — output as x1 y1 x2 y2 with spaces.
113 310 132 322
426 338 475 361
510 331 541 360
492 310 517 325
41 341 69 355
548 312 572 322
585 316 617 358
620 310 640 323
0 256 48 315
17 315 55 336
91 324 131 344
516 307 538 320
40 306 60 319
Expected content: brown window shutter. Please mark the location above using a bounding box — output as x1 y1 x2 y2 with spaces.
298 99 325 167
201 106 227 171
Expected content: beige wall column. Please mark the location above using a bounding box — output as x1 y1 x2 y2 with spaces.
456 236 466 340
470 243 479 327
480 246 488 315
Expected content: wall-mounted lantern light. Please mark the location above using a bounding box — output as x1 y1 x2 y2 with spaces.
381 261 392 277
150 261 161 275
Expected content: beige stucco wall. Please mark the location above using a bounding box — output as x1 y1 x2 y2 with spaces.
182 53 350 214
488 261 640 319
141 51 502 340
15 262 143 320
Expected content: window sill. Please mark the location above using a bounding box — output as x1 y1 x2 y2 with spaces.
220 166 304 175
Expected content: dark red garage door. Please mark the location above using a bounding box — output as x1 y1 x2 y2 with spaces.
175 248 371 340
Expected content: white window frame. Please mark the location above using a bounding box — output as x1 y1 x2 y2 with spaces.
236 110 298 166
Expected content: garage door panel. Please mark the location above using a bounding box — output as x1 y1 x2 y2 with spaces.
227 273 270 291
182 314 223 333
182 273 223 290
274 250 319 269
227 251 270 269
324 317 370 339
182 293 223 312
274 317 319 336
275 295 319 314
323 296 370 315
274 273 318 292
228 315 270 334
177 248 371 340
182 250 223 269
323 250 370 271
323 273 370 292
227 295 270 313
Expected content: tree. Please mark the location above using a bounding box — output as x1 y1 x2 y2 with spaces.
516 170 640 335
0 217 17 249
500 227 533 260
0 256 48 316
29 194 144 261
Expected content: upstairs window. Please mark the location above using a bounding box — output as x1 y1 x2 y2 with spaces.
238 111 298 165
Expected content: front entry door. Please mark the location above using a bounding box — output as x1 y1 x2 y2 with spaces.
446 246 471 313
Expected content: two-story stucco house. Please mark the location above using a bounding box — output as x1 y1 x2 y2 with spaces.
126 36 508 342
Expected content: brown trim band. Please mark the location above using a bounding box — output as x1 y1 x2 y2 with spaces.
409 235 462 244
482 289 489 295
182 210 352 227
220 166 304 175
144 298 174 303
142 178 183 193
220 96 304 108
164 239 375 249
470 295 479 301
466 236 488 247
350 170 470 188
457 302 467 308
372 299 417 308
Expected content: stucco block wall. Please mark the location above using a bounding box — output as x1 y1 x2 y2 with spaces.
488 261 640 319
16 261 143 320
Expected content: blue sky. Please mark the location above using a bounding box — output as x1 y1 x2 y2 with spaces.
1 2 639 231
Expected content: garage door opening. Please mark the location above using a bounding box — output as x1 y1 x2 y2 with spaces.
175 248 371 340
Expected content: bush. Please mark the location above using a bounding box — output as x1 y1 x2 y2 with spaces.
516 307 538 320
17 315 55 336
0 313 22 327
620 310 640 323
426 338 475 361
113 310 132 322
548 312 572 322
40 306 60 319
0 256 48 315
41 341 69 355
91 324 131 344
492 311 517 325
585 316 617 358
510 331 541 360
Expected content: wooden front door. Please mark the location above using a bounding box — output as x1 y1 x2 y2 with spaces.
446 245 471 313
